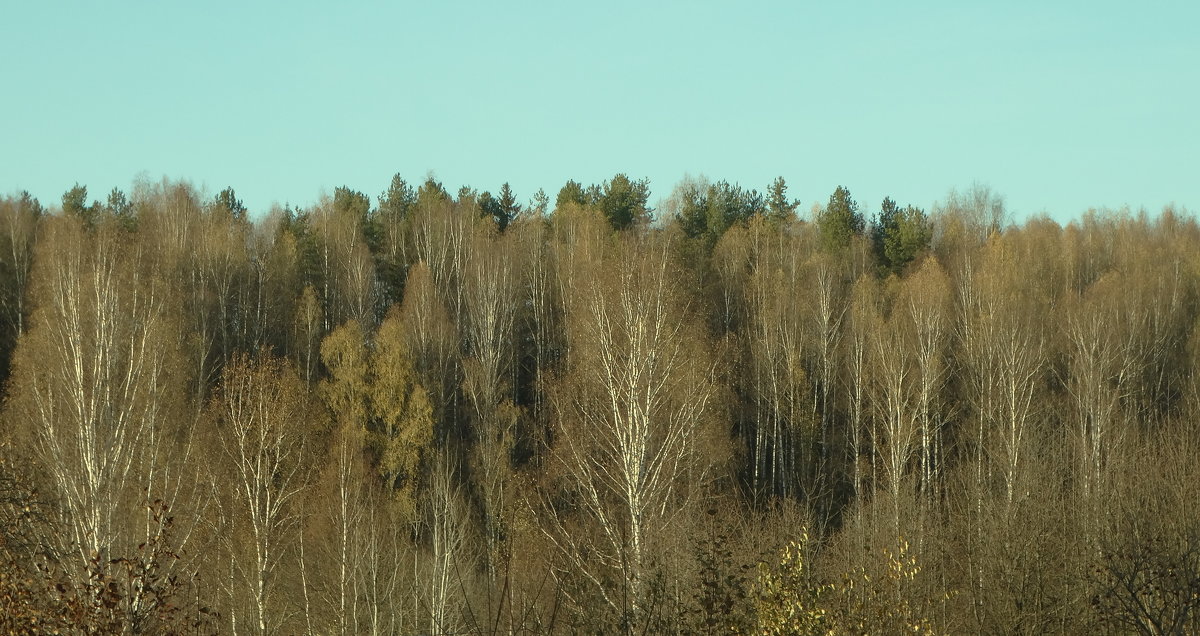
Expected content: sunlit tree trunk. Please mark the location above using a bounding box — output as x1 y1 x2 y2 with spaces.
901 258 951 507
0 193 40 363
543 232 723 624
11 218 177 565
462 227 520 584
869 298 919 549
207 353 316 635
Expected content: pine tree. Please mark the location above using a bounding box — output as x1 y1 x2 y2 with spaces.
766 176 798 224
213 187 247 221
496 182 522 231
817 185 864 252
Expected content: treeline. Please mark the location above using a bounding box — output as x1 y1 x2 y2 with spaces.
0 175 1197 634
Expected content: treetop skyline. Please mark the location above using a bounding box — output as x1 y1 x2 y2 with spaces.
3 2 1197 222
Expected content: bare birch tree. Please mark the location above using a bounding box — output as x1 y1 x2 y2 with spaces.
8 217 182 566
866 280 919 546
741 235 813 501
0 192 41 373
206 353 317 635
461 226 522 584
543 232 724 623
897 256 952 505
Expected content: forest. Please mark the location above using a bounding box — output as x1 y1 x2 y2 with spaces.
0 174 1197 635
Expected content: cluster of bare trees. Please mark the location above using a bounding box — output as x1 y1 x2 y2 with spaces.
0 177 1198 633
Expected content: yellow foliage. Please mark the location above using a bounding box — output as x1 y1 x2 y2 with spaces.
320 310 434 522
744 532 832 636
746 534 938 636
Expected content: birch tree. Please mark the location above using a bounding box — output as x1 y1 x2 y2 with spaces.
543 232 724 623
206 353 317 635
845 275 878 533
805 251 847 472
1063 273 1132 513
311 190 377 330
867 280 919 546
7 217 183 569
0 192 41 378
897 256 952 504
416 451 474 635
399 262 461 444
461 226 521 581
741 233 813 501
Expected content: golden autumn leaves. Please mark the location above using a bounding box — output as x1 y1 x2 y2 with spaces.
319 311 434 522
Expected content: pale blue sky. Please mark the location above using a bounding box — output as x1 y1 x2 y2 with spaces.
2 1 1196 223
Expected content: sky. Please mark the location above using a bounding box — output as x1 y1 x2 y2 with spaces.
2 1 1197 224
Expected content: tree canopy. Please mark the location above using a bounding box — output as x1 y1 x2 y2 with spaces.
0 176 1196 634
